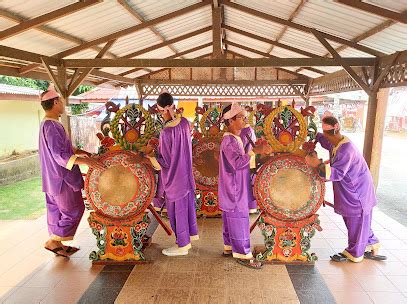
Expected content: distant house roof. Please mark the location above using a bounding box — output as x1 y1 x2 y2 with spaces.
0 84 42 101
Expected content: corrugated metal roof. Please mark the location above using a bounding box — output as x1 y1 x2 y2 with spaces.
298 69 325 78
364 0 407 14
108 29 161 58
234 0 303 21
0 0 75 19
0 84 42 96
224 6 285 40
225 30 271 53
360 23 407 54
0 18 17 32
127 0 200 21
0 0 405 82
153 6 212 40
47 1 139 42
293 0 387 40
278 28 342 57
1 29 77 56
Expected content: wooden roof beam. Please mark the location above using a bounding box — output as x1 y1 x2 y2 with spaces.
55 1 212 58
336 0 407 24
212 6 223 58
312 29 373 96
63 57 376 68
267 0 307 54
0 0 102 40
224 25 319 58
117 0 180 56
67 39 117 96
220 0 385 57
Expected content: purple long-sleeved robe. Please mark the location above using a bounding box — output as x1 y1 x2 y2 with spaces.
316 133 379 260
240 125 257 211
218 132 253 259
149 117 198 248
39 118 84 241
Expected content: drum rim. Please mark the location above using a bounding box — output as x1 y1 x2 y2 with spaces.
85 151 156 220
254 154 325 221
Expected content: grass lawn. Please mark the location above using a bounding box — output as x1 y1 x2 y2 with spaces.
0 177 45 220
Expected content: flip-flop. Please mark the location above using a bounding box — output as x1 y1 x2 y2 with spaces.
364 251 387 261
236 259 262 269
330 253 348 262
44 246 69 258
222 251 232 257
64 246 80 254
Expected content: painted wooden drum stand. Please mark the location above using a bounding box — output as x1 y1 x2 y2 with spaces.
252 105 325 263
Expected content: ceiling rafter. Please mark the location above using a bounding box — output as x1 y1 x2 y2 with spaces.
336 0 407 24
267 0 307 54
0 0 102 40
220 0 385 57
55 1 212 58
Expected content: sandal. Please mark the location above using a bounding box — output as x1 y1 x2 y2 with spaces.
222 250 232 257
364 251 387 261
64 246 80 255
330 253 348 262
236 259 262 269
44 246 69 258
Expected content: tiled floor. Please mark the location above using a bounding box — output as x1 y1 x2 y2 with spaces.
1 204 407 303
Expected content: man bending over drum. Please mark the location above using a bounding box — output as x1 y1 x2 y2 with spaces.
39 86 104 258
219 103 272 269
305 114 386 263
144 92 199 256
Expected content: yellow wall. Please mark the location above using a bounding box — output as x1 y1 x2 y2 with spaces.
0 100 43 156
178 99 197 121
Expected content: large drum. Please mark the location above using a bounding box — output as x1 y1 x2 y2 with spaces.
85 151 156 220
254 154 325 221
192 137 221 216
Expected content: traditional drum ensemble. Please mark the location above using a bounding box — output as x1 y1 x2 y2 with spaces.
38 85 387 268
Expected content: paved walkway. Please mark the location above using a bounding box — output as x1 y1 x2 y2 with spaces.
0 202 406 304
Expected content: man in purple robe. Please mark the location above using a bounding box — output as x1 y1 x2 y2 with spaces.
305 115 386 262
145 92 198 256
219 103 272 269
240 124 258 213
39 87 104 258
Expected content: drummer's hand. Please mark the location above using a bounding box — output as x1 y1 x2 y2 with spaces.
144 144 154 155
252 143 273 155
305 153 320 168
75 149 92 158
78 157 105 170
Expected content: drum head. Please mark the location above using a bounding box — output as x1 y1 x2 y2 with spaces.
193 137 220 190
254 154 325 221
85 151 155 220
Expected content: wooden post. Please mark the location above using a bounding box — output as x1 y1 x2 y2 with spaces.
366 88 390 188
57 65 71 137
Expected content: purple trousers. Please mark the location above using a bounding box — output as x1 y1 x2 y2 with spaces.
343 210 380 259
166 191 198 248
222 210 252 258
46 182 85 241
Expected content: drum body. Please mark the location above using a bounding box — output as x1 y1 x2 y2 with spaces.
254 154 324 263
254 154 325 221
85 151 156 263
192 137 221 217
